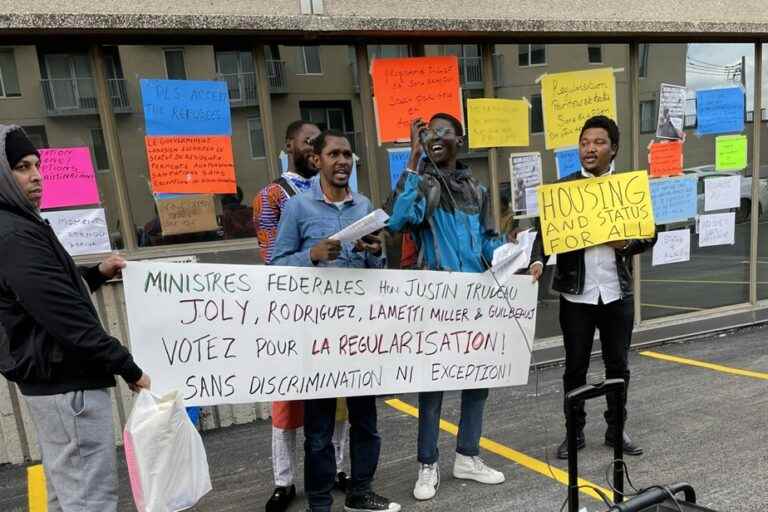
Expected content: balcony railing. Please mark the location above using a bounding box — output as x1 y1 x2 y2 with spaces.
459 55 503 89
217 71 258 107
266 60 288 93
41 78 131 116
217 61 288 106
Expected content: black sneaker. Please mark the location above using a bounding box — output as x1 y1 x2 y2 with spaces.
335 471 352 492
344 491 402 512
265 485 295 512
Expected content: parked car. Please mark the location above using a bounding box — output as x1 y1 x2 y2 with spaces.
683 165 768 223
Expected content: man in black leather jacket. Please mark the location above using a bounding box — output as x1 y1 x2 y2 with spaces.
529 115 656 460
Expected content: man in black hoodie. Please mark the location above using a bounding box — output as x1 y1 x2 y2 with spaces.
0 125 150 512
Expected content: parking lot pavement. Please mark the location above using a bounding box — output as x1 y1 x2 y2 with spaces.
3 325 766 512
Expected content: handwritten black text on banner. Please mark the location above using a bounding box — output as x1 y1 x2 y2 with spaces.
123 263 537 406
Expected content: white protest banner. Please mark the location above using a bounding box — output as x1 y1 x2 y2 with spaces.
698 212 735 247
704 175 740 212
123 262 537 406
41 208 111 256
652 229 691 266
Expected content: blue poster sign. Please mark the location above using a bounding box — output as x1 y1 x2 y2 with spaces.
140 79 232 136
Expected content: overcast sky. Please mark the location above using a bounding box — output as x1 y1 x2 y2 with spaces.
686 43 762 111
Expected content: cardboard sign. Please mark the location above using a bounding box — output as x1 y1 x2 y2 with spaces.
649 141 684 177
541 68 617 149
140 79 232 136
656 83 687 140
467 98 529 148
122 262 538 406
509 152 542 214
537 171 655 255
715 134 748 171
157 194 219 236
41 208 111 256
387 147 412 190
554 146 582 179
652 229 691 266
146 136 237 194
371 56 462 143
39 147 100 210
650 177 698 224
695 87 745 136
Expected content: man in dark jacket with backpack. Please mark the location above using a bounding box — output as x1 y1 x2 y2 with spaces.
0 125 150 512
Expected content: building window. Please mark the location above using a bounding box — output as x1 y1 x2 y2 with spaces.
639 44 649 78
531 94 544 134
90 129 110 170
23 125 48 148
248 115 266 159
588 44 603 64
299 0 324 14
640 100 656 133
298 47 322 74
0 49 21 97
519 44 546 67
163 49 187 80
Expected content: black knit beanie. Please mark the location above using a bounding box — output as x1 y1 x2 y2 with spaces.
5 129 39 169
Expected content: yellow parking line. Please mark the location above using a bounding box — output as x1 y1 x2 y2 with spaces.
385 398 611 502
640 351 768 380
27 464 47 512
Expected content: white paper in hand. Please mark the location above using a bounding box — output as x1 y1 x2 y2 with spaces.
488 229 537 284
330 209 389 242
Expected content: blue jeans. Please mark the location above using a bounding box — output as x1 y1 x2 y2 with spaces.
304 396 380 511
417 388 489 464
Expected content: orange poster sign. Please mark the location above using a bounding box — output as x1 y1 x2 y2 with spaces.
371 56 462 143
146 135 237 194
649 141 683 177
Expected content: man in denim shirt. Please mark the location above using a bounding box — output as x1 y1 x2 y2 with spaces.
271 130 400 512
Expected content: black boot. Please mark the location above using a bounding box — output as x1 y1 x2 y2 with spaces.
605 429 644 456
265 485 296 512
556 431 585 460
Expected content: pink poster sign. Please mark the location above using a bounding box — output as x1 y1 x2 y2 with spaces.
39 147 100 209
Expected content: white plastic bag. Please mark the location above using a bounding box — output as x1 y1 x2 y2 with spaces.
124 390 212 512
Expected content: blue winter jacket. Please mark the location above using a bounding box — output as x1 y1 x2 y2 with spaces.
386 160 504 273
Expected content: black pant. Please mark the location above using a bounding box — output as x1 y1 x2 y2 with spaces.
304 396 380 511
559 296 634 432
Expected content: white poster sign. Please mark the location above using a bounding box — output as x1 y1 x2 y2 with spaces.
509 152 542 214
123 262 538 406
704 175 740 212
652 229 691 266
656 83 687 140
41 208 111 256
698 212 735 247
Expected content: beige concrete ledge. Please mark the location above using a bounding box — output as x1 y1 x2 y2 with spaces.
1 0 768 38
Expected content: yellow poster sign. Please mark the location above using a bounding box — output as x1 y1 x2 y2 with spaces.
467 98 530 148
537 171 656 255
541 68 617 150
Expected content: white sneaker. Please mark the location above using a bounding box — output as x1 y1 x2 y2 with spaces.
452 453 505 484
413 463 440 500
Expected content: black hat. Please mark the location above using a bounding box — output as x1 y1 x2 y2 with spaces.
5 129 40 169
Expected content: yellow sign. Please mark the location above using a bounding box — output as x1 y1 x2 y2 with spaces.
541 68 617 150
467 98 530 148
537 171 656 255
